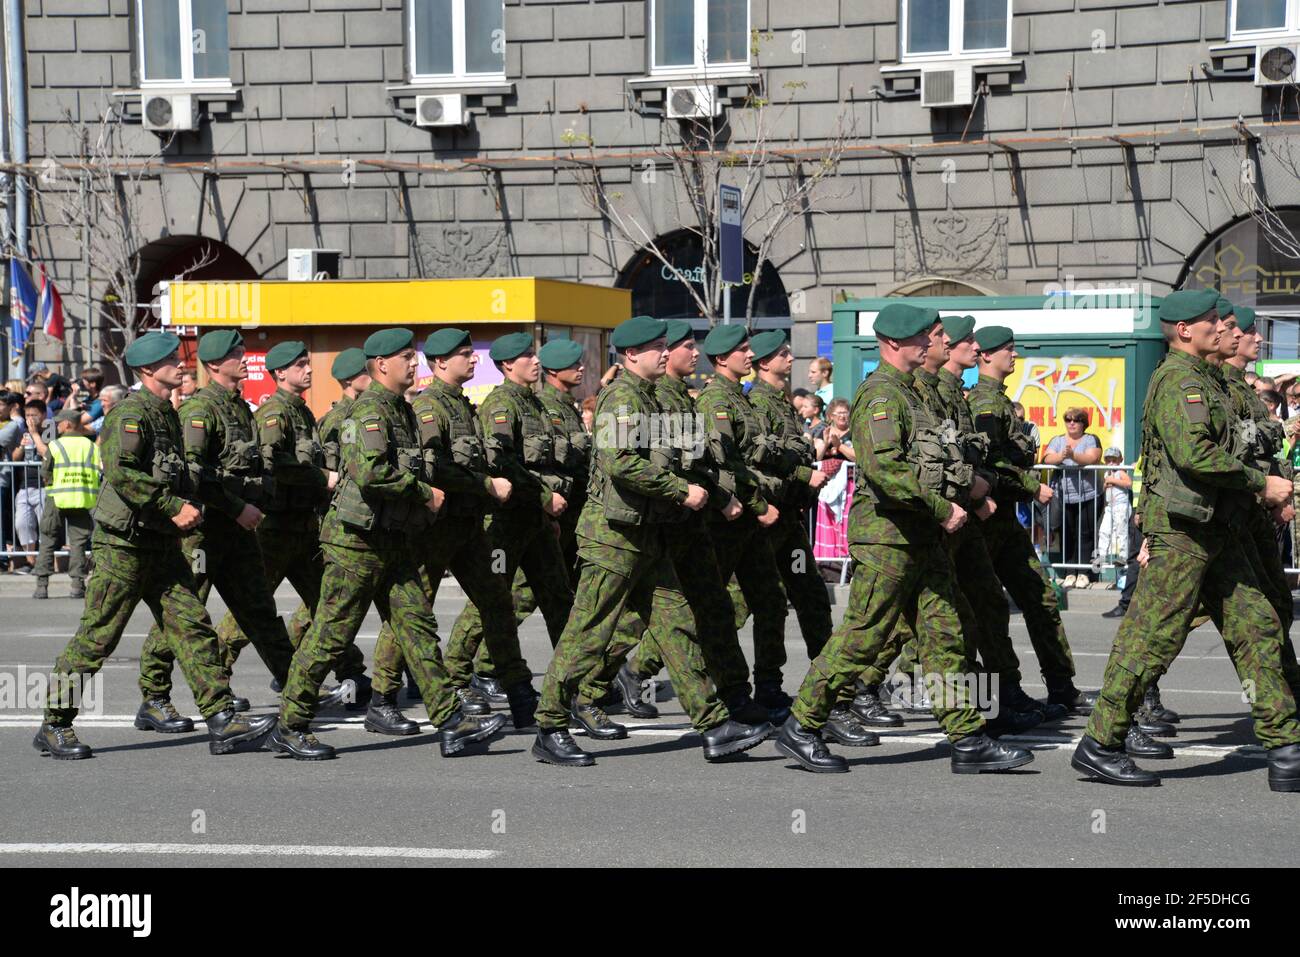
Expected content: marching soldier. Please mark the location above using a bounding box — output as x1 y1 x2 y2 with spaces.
775 303 1034 775
35 332 277 758
1073 289 1300 790
136 329 296 726
319 348 372 475
267 328 506 760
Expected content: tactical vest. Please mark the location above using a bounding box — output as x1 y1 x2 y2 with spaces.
1141 366 1230 524
261 397 327 513
332 398 436 534
907 399 974 503
591 385 676 527
47 435 100 510
191 389 269 504
92 400 193 537
420 386 490 518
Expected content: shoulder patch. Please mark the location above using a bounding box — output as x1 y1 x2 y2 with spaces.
869 408 898 446
359 416 387 452
1181 389 1210 424
120 418 143 457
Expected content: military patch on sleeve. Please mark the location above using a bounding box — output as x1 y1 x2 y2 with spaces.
360 417 387 452
974 412 997 435
491 409 512 436
869 408 898 446
264 416 278 428
189 418 205 429
419 412 435 423
711 408 733 437
120 419 142 456
1181 389 1209 424
184 415 208 449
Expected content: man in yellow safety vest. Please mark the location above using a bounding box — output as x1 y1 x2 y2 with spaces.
33 409 101 600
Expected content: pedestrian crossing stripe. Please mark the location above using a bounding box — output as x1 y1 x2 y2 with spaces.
190 419 205 429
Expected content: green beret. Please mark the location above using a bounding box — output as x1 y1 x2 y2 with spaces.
974 325 1014 352
363 328 415 359
423 328 472 359
55 408 83 424
611 315 668 350
489 331 534 362
1158 289 1220 325
539 338 584 370
124 331 181 368
1215 296 1235 320
941 315 976 342
1236 305 1257 332
750 330 788 362
664 319 694 348
874 303 938 340
264 340 307 373
196 329 244 363
701 323 748 357
331 348 367 381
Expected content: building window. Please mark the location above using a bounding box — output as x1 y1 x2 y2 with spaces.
1228 0 1295 39
651 0 750 75
409 0 506 83
901 0 1012 61
137 0 229 85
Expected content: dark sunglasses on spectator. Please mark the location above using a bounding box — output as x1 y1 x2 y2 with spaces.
1064 416 1086 423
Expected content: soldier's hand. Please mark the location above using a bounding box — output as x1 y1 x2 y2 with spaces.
940 503 968 534
971 474 991 501
427 486 446 513
808 469 828 490
543 492 567 517
1262 475 1294 508
172 502 203 532
1272 502 1296 525
235 504 264 530
682 484 709 511
489 477 513 503
756 503 780 527
722 495 743 521
1035 483 1055 505
327 470 339 491
1137 538 1150 568
974 497 997 521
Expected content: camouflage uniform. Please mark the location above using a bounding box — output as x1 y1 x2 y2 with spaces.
1086 350 1300 750
443 380 575 686
535 368 729 732
694 374 790 685
138 382 294 699
967 373 1079 686
213 386 366 681
46 388 236 725
369 376 533 695
791 361 985 741
279 381 461 730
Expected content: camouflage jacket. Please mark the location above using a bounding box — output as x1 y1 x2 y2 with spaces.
180 382 266 524
412 376 495 518
746 378 819 508
1222 362 1290 480
967 374 1041 508
925 366 992 494
656 374 728 513
538 382 591 507
256 387 328 526
936 368 976 435
848 361 952 546
696 373 771 519
479 380 572 511
319 395 354 473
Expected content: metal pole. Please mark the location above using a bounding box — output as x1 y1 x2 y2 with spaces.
723 283 731 325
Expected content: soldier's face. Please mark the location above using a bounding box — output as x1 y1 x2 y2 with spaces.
505 351 541 385
282 356 312 391
667 340 699 377
1181 314 1221 356
554 363 585 388
349 373 373 393
982 344 1016 378
1216 318 1241 359
1237 328 1262 362
764 345 793 377
378 348 418 388
211 347 248 383
149 355 185 389
441 347 477 384
721 345 753 378
949 336 978 368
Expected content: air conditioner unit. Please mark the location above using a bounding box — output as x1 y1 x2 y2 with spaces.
666 84 720 119
1254 44 1300 86
142 93 198 132
414 93 469 127
920 64 975 108
287 248 342 282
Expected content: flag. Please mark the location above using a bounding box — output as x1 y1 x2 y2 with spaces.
9 260 39 357
38 265 65 341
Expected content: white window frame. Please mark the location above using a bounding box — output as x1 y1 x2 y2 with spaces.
408 0 507 86
900 0 1013 63
649 0 753 79
136 0 230 88
1226 0 1300 42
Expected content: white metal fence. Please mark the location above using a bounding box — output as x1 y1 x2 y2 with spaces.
0 462 76 563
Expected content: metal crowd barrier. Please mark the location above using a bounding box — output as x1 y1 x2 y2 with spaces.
0 461 77 563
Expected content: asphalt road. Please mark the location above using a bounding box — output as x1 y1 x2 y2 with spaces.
2 574 1297 868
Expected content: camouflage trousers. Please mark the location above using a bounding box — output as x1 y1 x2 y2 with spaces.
980 509 1077 682
280 541 458 730
584 516 755 704
792 542 985 742
370 513 533 695
213 518 367 682
139 520 294 700
705 514 789 685
48 542 234 724
536 528 729 733
444 507 573 686
1087 524 1300 750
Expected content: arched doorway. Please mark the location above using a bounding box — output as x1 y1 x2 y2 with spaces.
887 277 995 297
134 235 260 309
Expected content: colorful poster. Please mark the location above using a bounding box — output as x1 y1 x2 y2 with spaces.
1007 355 1127 456
414 338 504 408
241 351 277 408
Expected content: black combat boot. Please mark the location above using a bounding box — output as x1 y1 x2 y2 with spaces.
1101 604 1127 619
1006 684 1069 723
823 707 880 747
454 685 492 716
134 697 195 733
850 681 904 728
32 723 92 760
1267 742 1300 792
754 680 793 723
32 577 48 600
1045 677 1099 714
206 709 277 755
1071 734 1160 786
723 690 773 726
267 725 336 760
700 719 774 761
505 682 539 729
532 727 594 767
470 673 508 703
614 663 660 719
438 710 507 757
269 676 284 693
1136 707 1177 737
364 692 420 736
774 715 849 773
1143 682 1180 723
570 702 627 740
983 704 1043 737
229 696 251 714
68 580 85 600
950 733 1034 774
1125 726 1174 759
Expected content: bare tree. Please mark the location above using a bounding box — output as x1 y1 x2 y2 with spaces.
566 73 857 328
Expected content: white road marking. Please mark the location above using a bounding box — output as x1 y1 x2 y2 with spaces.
0 842 496 860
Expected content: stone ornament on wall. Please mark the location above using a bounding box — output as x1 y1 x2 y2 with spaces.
894 212 1008 281
411 226 509 278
